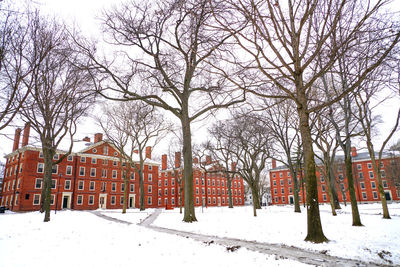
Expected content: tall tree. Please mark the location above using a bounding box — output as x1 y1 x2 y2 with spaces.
98 101 171 212
214 0 400 243
79 0 245 222
17 13 95 222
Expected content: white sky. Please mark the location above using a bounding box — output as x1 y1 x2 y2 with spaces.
0 0 399 164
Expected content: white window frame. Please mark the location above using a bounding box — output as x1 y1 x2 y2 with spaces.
33 194 41 205
66 165 73 175
88 195 94 205
78 181 84 190
90 168 96 177
35 178 43 189
65 180 71 190
89 181 95 191
37 163 44 173
81 157 86 163
77 195 83 205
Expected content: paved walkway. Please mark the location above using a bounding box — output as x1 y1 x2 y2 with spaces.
92 209 387 267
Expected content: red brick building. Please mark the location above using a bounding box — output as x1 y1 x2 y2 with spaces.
270 147 400 205
158 152 245 209
0 125 159 211
1 125 245 211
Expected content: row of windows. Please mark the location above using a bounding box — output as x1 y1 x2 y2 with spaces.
2 179 20 192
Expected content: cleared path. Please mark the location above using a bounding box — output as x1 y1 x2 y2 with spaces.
93 209 388 267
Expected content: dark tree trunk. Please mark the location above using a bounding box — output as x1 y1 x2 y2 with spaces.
291 170 301 213
250 185 260 216
139 166 145 211
298 103 328 243
227 176 233 208
344 144 363 226
42 146 55 222
182 114 196 222
122 170 128 213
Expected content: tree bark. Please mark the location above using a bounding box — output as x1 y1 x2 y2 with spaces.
298 103 328 243
139 167 145 211
227 176 233 208
42 146 55 222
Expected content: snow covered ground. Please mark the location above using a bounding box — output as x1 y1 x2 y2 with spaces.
0 209 308 267
153 203 400 265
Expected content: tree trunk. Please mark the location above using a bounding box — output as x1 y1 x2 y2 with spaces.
250 185 260 216
182 115 196 222
290 169 301 213
324 160 337 216
227 176 233 208
329 166 341 210
139 168 145 211
298 104 328 243
42 147 55 222
344 144 363 226
122 173 128 214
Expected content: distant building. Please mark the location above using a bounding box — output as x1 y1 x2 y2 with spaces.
0 124 244 211
269 147 400 205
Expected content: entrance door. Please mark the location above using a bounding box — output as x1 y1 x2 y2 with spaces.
289 196 294 204
385 191 392 201
99 194 107 209
62 196 69 209
218 197 221 206
129 197 134 208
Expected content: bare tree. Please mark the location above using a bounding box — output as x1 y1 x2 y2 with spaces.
0 4 32 130
98 101 171 212
17 13 95 222
79 0 245 222
209 110 272 216
214 0 400 243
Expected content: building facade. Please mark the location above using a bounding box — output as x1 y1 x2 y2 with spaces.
1 125 245 211
270 147 400 205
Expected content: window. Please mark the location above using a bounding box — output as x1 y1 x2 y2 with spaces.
37 163 44 173
281 188 284 194
120 196 124 205
35 178 43 189
148 185 152 193
208 197 211 204
114 152 118 156
66 166 73 175
111 196 116 205
289 187 292 194
381 170 386 178
274 188 277 194
102 169 107 178
321 185 325 192
53 154 59 160
103 146 109 155
275 197 278 203
213 198 216 204
67 155 73 161
165 189 168 195
112 183 116 192
148 174 152 182
323 194 327 201
282 196 285 203
367 163 372 169
196 197 199 205
52 164 58 174
165 180 168 186
373 191 378 199
112 170 117 179
171 188 175 195
147 197 152 205
113 161 117 166
279 173 283 178
130 184 135 192
171 198 175 205
77 195 83 205
50 194 55 205
171 178 175 186
90 168 96 177
213 189 215 195
362 192 367 200
92 158 97 164
288 179 292 185
149 165 152 170
369 171 374 178
280 180 283 186
359 172 364 179
81 157 86 163
357 164 362 170
360 182 365 189
17 179 20 189
79 167 85 176
208 188 211 195
272 173 276 178
101 182 106 191
89 195 94 205
196 178 199 185
287 172 291 177
207 179 210 186
383 180 388 188
39 151 43 158
371 181 376 189
51 180 56 189
19 163 23 173
89 181 95 191
196 187 199 194
338 174 343 181
121 183 125 192
130 172 135 180
65 180 71 190
33 194 40 205
158 198 161 205
221 180 224 187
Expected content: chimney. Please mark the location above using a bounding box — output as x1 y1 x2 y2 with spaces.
206 155 211 165
13 128 22 151
83 136 90 142
231 162 237 172
272 159 276 169
94 133 103 143
133 149 138 154
21 122 30 147
193 157 199 164
162 154 167 170
145 146 152 159
351 147 357 157
175 152 181 168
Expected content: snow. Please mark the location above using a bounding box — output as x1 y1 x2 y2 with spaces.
0 209 308 267
153 203 400 265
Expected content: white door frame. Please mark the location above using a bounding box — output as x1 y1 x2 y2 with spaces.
99 193 107 209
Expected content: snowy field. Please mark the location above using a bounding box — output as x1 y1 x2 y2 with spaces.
153 203 400 265
0 209 307 267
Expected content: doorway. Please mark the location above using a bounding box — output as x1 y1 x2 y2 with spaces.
129 194 135 209
62 196 69 209
289 196 294 204
384 191 392 201
99 194 107 209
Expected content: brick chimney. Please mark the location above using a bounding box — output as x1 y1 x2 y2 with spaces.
162 154 167 170
206 155 211 165
83 136 90 142
231 162 237 172
351 147 357 157
21 122 30 147
145 146 152 159
175 152 181 168
94 133 103 143
13 128 22 151
272 159 277 169
133 149 138 154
